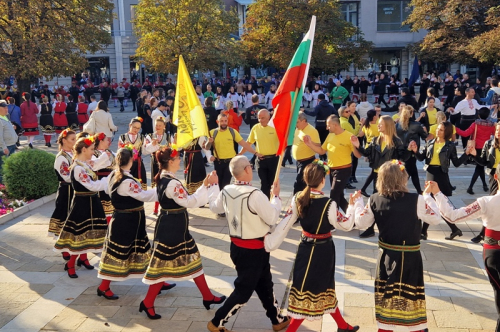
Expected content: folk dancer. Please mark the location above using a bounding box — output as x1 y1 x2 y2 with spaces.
207 155 289 332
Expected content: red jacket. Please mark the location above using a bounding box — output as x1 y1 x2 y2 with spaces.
223 109 243 131
456 120 496 149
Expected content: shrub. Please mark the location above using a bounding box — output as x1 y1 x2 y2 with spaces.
3 149 58 200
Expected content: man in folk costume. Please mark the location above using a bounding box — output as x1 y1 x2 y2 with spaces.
207 155 289 332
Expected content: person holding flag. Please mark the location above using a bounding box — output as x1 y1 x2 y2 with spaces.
271 16 316 194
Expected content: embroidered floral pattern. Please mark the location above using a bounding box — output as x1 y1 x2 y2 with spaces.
59 162 70 176
174 184 186 199
78 170 90 183
463 201 481 215
129 181 141 194
337 211 349 223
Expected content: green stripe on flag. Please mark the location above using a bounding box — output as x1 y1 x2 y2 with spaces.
288 40 311 68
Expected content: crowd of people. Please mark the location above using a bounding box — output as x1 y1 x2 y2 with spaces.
1 70 500 332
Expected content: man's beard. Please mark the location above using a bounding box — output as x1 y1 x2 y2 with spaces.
220 125 228 130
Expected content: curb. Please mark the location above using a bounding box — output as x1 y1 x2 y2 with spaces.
0 193 56 226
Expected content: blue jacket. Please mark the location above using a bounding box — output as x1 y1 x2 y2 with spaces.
7 104 21 125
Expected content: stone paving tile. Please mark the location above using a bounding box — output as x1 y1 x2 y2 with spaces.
432 310 483 329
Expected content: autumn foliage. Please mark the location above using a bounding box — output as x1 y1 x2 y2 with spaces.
241 0 372 74
0 0 113 92
133 0 243 73
406 1 500 67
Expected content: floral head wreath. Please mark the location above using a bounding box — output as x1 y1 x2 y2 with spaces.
312 159 330 175
97 132 106 141
391 159 405 172
61 128 71 138
41 94 45 99
22 92 26 97
134 116 143 123
157 116 166 123
83 136 95 147
124 143 139 161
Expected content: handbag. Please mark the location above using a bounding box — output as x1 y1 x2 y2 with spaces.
466 122 478 150
82 112 96 135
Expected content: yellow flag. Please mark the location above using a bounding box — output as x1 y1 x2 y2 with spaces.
172 55 209 147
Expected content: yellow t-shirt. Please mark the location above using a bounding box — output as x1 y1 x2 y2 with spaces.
426 108 438 126
430 124 456 141
247 124 279 155
362 123 380 146
494 149 500 169
340 116 360 135
321 131 354 168
292 123 320 160
392 113 400 122
430 141 445 166
210 128 243 159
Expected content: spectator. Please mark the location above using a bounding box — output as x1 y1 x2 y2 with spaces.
6 97 21 147
93 101 118 137
0 100 18 182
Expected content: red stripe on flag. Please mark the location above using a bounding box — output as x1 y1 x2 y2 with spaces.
272 64 307 155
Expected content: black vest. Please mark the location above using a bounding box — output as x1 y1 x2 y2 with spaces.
109 173 143 210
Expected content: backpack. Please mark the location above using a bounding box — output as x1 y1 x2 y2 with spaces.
210 127 236 159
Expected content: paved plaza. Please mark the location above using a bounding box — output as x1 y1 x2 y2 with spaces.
0 105 497 331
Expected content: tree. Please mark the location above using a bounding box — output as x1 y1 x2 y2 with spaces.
241 0 372 74
0 0 113 92
133 0 243 74
405 0 500 77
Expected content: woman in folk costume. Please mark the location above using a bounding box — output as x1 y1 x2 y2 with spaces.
141 147 224 320
77 95 89 131
20 92 39 148
53 94 68 134
49 129 76 262
39 94 55 147
145 116 170 215
65 94 79 131
93 132 116 223
350 160 442 332
427 170 500 332
183 135 210 195
97 148 159 300
118 117 148 189
54 136 109 279
265 160 360 332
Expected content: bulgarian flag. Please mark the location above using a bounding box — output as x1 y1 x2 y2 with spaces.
271 16 316 155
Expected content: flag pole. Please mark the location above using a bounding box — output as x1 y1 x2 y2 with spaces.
273 87 300 184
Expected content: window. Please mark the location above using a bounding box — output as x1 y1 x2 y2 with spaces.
130 5 137 31
341 2 359 27
377 0 411 32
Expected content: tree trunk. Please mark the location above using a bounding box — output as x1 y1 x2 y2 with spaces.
17 78 32 95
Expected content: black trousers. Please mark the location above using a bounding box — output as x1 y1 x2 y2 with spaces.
211 243 282 328
470 148 487 188
329 166 351 213
293 157 315 194
484 248 500 332
214 159 232 190
421 167 460 235
378 93 389 107
351 153 358 178
459 116 475 149
282 146 292 165
256 156 279 199
361 168 377 193
406 155 422 193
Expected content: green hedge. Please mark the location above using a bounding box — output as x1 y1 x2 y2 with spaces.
3 149 59 200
